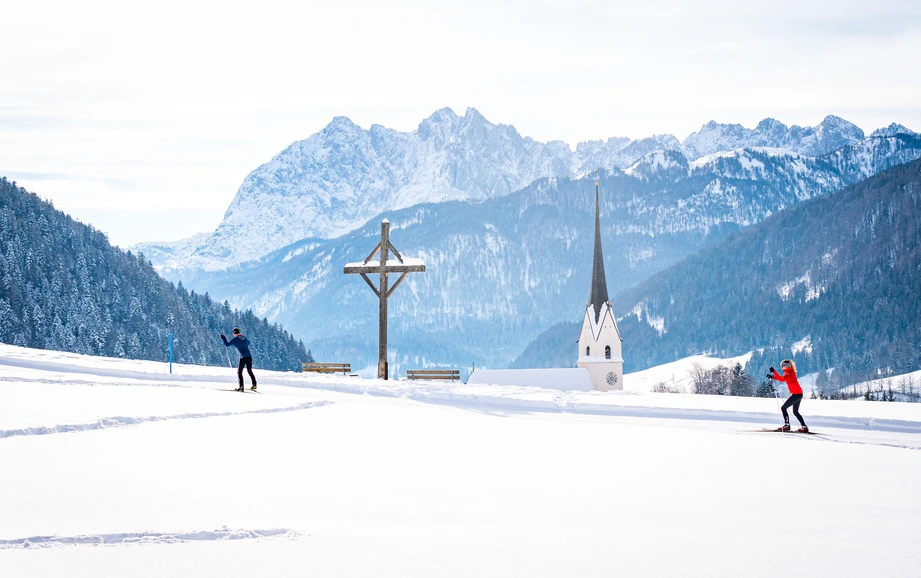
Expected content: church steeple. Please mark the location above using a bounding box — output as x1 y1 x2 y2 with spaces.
588 174 609 323
578 172 623 391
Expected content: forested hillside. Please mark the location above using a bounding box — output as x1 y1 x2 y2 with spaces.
0 177 312 370
518 158 921 385
625 158 921 380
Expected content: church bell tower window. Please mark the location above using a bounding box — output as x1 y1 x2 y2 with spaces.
605 345 611 359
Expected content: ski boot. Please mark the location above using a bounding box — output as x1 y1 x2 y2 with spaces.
235 385 244 392
250 384 257 391
796 426 809 433
775 424 791 432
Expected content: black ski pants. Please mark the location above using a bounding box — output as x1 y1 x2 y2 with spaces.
781 393 805 426
238 356 256 388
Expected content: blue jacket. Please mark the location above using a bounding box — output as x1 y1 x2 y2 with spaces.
222 333 252 358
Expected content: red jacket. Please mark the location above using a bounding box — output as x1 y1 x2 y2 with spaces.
772 367 802 395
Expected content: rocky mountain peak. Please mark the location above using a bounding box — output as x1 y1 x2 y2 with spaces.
754 117 788 141
323 115 361 134
463 107 487 123
756 117 786 131
817 114 865 139
871 123 916 138
681 121 753 160
416 107 464 141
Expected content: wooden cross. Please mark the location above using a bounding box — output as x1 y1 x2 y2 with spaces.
343 219 426 379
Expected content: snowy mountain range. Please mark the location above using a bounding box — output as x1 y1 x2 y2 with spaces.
155 130 921 373
142 108 575 271
136 109 905 272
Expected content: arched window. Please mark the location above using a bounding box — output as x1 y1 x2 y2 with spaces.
586 346 590 356
605 345 611 359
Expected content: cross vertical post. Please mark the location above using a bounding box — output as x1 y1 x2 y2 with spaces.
344 219 426 380
378 221 390 380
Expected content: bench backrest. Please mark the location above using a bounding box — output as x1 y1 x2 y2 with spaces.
302 362 351 373
405 369 460 380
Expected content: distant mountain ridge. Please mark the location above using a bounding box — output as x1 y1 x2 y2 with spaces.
137 109 909 272
680 115 866 160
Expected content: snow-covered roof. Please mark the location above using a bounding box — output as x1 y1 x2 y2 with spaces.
584 302 623 343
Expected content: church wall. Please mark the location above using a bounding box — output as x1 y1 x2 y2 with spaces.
579 360 623 391
577 306 623 391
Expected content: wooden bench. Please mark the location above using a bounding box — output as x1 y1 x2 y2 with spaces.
302 362 351 374
405 369 460 381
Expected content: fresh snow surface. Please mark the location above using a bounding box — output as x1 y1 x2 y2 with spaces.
688 147 794 171
2 343 920 577
467 368 593 391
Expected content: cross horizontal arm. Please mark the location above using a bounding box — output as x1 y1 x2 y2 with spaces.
344 257 426 275
345 264 425 275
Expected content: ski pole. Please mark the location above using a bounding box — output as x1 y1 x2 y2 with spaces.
771 373 784 433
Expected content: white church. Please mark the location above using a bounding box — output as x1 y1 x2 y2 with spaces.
468 178 624 392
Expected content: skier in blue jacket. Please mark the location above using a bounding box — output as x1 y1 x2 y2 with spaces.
221 327 257 391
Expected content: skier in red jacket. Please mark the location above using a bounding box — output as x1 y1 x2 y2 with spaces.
767 359 808 432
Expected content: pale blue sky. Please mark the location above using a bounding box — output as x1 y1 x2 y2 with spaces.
2 0 919 247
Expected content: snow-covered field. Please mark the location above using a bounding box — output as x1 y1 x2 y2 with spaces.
2 344 920 577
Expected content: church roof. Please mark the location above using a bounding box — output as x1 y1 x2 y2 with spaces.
588 181 609 324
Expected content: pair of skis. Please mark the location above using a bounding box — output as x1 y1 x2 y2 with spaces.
746 428 823 436
222 388 262 394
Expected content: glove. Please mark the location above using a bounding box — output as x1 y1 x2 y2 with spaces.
765 373 773 379
220 334 225 339
769 366 776 374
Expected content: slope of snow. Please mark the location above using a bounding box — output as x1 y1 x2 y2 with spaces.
2 343 920 577
466 368 593 391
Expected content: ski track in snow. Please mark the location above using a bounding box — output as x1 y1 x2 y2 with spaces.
0 400 332 439
0 374 188 388
272 380 921 451
0 527 301 549
289 379 921 435
0 354 256 385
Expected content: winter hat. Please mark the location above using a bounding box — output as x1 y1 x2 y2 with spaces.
232 327 241 335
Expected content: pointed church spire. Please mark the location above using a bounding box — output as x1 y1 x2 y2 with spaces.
589 172 609 323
